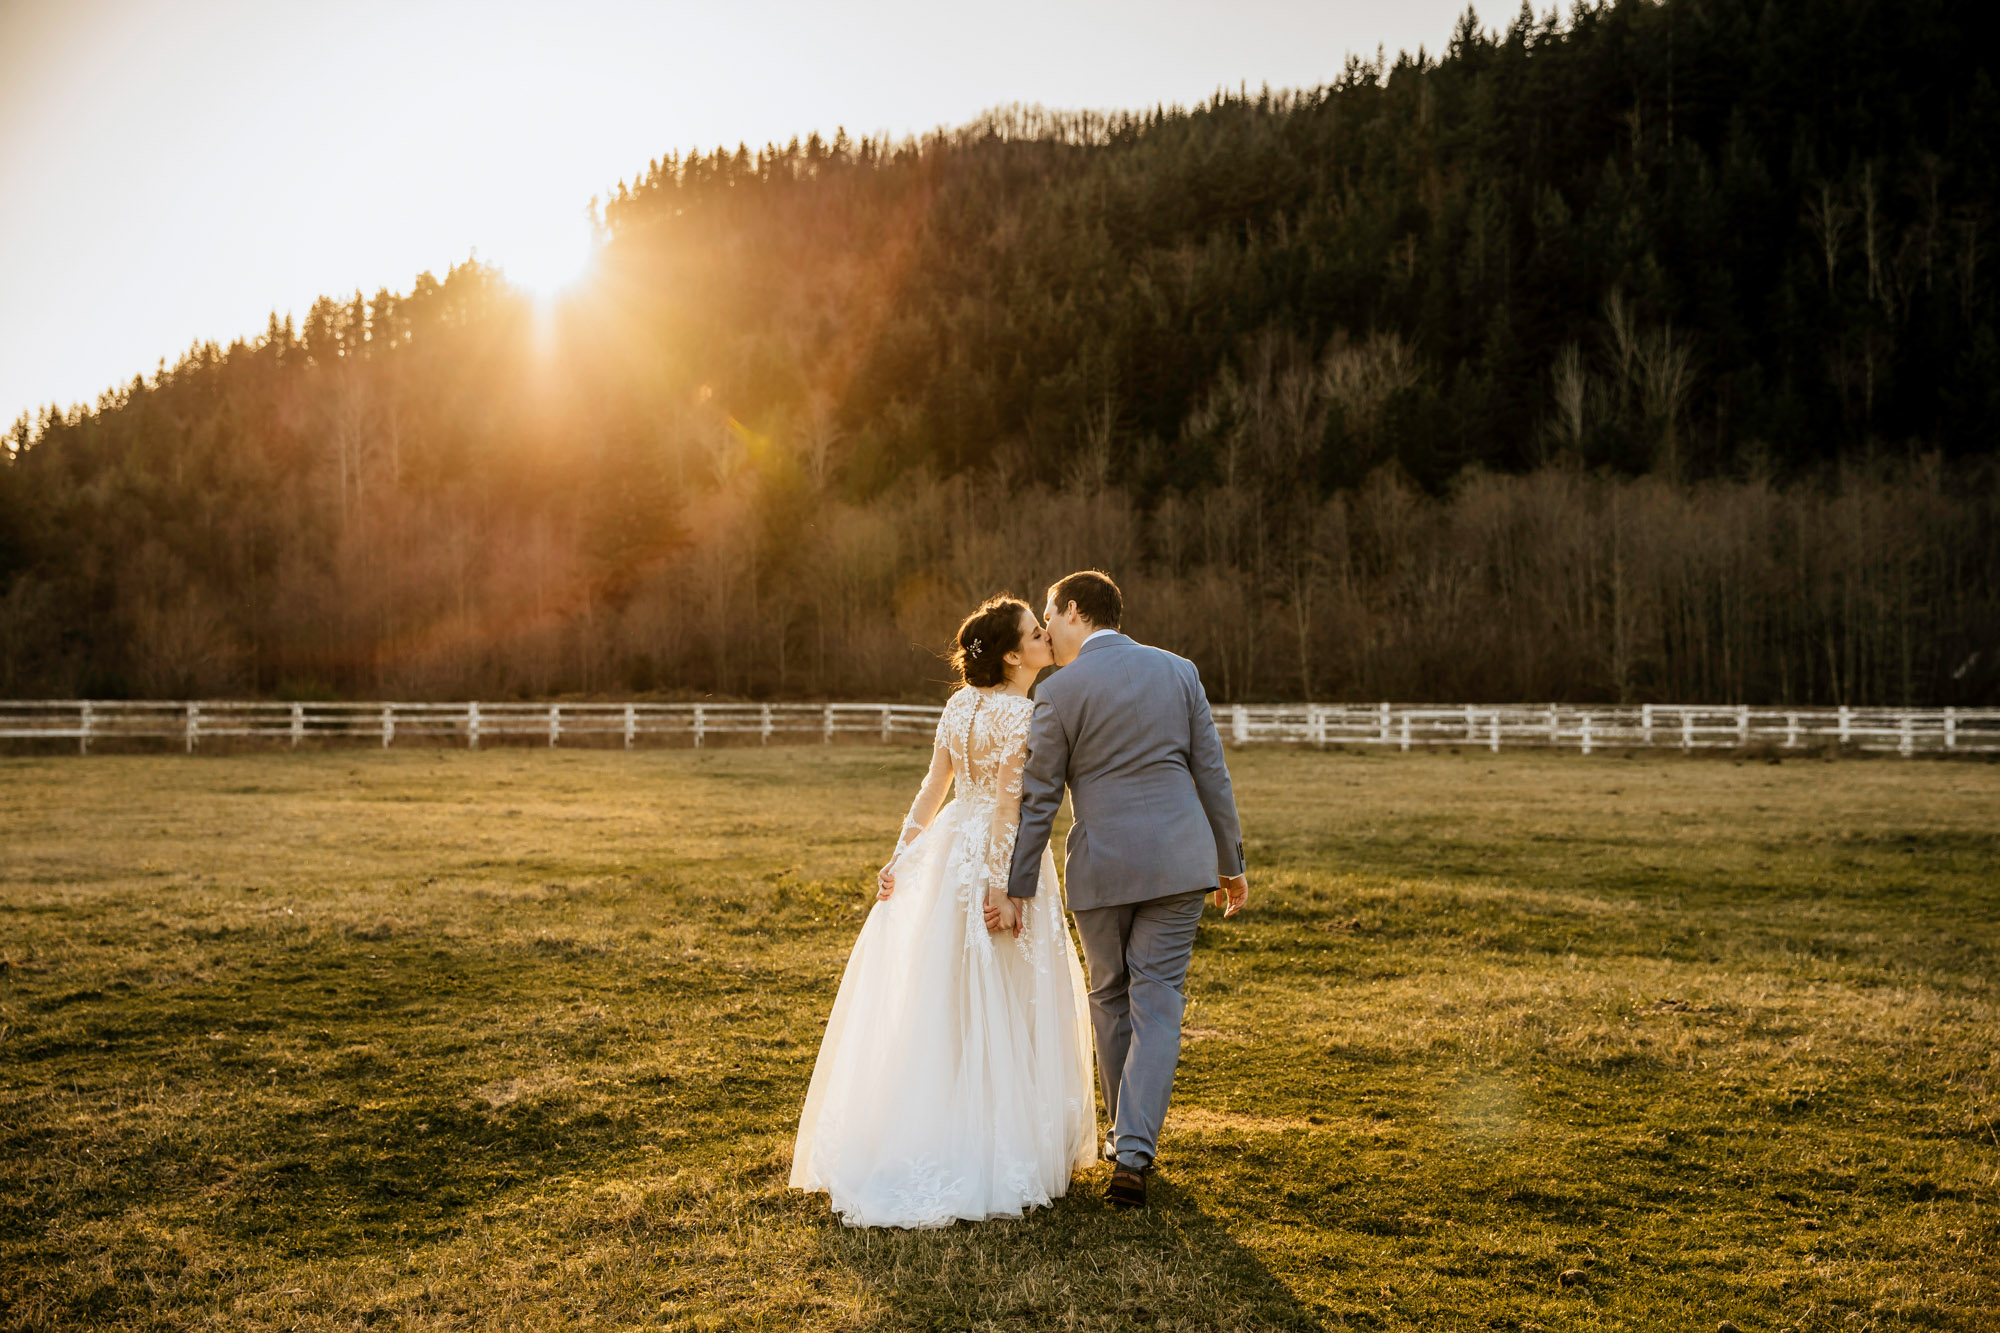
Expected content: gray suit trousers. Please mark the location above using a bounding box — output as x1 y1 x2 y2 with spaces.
1070 888 1209 1172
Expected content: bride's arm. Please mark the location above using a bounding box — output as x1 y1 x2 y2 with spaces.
980 729 1028 935
878 715 955 898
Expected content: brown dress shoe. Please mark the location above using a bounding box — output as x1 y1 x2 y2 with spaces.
1105 1165 1148 1209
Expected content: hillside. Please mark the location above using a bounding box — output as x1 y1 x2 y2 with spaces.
2 0 1996 704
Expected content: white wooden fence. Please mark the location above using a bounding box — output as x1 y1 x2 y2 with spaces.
0 701 943 753
2 700 1995 756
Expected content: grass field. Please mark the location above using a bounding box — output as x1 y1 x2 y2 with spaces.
2 742 1996 1331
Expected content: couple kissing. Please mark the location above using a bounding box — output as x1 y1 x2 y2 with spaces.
790 569 1248 1228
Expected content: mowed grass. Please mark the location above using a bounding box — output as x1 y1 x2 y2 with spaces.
1 742 1996 1332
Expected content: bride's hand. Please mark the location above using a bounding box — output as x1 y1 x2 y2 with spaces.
877 859 897 899
983 891 1021 936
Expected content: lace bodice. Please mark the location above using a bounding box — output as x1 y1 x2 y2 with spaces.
891 687 1035 897
938 687 1033 802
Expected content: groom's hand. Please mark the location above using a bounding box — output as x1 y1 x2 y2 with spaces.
984 894 1026 936
1214 873 1249 918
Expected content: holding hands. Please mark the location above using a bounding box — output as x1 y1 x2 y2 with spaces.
982 891 1022 936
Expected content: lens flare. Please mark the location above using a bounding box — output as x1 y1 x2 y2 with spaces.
499 216 598 302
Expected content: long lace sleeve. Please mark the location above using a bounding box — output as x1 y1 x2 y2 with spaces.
983 704 1032 897
892 702 958 864
1006 695 1067 899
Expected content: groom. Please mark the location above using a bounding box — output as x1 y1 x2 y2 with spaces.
994 569 1249 1209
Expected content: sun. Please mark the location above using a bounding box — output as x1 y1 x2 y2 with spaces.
499 216 599 302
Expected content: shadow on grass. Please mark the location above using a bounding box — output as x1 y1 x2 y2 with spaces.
810 1165 1328 1332
224 1091 644 1258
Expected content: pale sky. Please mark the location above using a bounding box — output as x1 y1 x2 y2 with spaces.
1 0 1479 435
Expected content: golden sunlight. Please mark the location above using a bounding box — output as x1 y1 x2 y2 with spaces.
498 215 599 302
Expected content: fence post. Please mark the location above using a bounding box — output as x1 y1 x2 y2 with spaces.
624 704 636 749
1488 712 1500 754
468 700 480 750
1681 710 1693 752
382 704 394 749
1642 703 1654 745
1233 705 1249 745
291 702 303 749
1465 703 1476 743
1899 713 1913 758
548 704 560 748
185 701 198 754
823 703 834 745
761 703 772 745
1378 702 1390 745
79 701 92 755
1838 705 1851 746
1547 705 1558 745
1786 712 1799 748
880 705 891 742
1581 713 1593 755
1945 707 1956 751
1399 713 1411 753
695 704 706 749
1314 704 1327 748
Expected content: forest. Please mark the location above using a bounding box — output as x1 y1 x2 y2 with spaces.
2 0 1995 706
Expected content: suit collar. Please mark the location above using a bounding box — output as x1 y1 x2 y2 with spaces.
1075 631 1131 659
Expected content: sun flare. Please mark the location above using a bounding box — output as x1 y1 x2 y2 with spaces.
499 218 599 302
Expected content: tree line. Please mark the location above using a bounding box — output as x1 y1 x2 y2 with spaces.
2 0 1995 705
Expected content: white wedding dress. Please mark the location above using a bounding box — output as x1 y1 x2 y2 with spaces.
790 685 1097 1228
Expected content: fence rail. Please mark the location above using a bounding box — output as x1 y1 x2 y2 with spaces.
2 700 1996 756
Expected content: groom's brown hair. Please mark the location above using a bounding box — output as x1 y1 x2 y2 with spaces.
1047 570 1122 629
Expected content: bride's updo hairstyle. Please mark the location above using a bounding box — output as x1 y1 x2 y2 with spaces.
949 595 1031 689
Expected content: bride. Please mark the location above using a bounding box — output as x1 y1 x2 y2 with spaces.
789 594 1097 1228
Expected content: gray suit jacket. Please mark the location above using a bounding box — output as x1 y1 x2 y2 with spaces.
1006 632 1245 912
